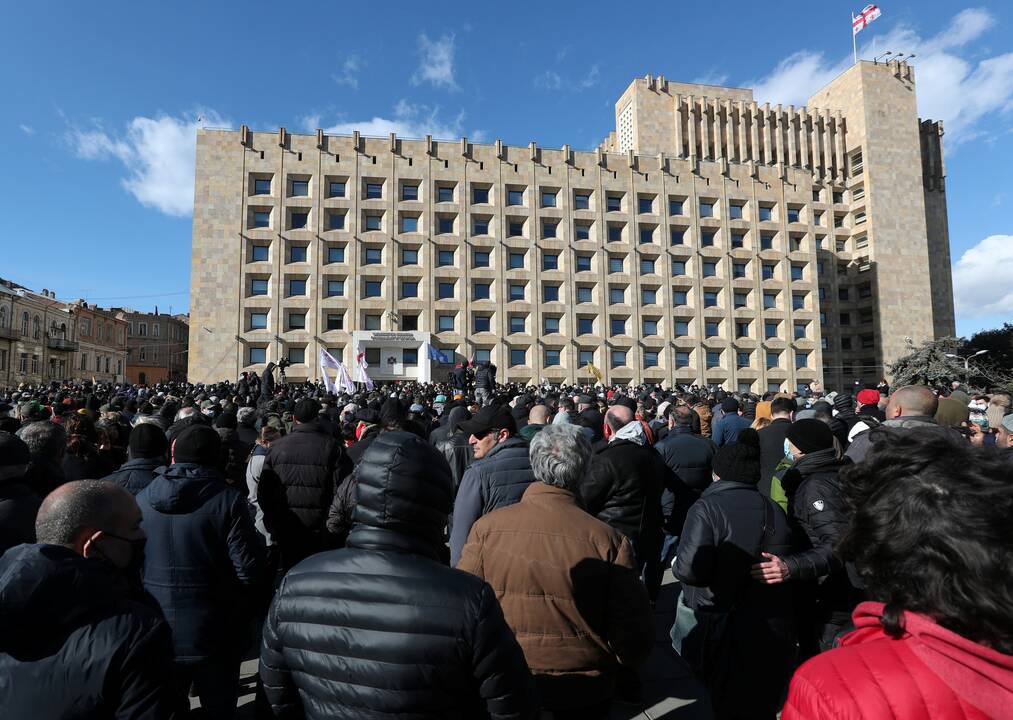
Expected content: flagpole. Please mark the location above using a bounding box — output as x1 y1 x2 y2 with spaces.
852 14 858 64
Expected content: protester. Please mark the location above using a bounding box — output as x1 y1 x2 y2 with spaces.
260 432 538 719
432 405 474 492
102 423 169 495
17 418 66 497
246 424 283 547
474 360 496 406
458 424 654 718
757 396 795 497
846 384 962 463
519 402 550 440
0 432 42 554
712 398 751 446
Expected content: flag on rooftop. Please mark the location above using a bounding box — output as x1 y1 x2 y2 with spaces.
852 4 882 34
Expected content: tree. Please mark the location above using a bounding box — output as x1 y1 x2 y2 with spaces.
888 337 964 388
962 323 1013 371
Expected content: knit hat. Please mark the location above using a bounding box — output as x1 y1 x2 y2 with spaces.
856 389 881 406
293 398 320 423
721 397 740 413
712 428 761 484
833 394 854 413
0 431 30 468
786 419 836 454
172 425 221 465
129 424 168 460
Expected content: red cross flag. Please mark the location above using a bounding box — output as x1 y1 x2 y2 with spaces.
853 4 882 34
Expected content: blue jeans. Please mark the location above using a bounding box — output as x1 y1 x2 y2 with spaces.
660 533 679 568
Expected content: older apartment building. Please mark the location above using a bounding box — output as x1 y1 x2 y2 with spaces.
109 308 190 384
189 59 954 390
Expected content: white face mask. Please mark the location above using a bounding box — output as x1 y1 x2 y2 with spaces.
783 438 796 463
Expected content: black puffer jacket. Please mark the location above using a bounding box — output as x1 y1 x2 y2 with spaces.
102 456 164 495
0 544 179 718
435 407 474 493
0 476 41 555
259 422 352 568
474 363 496 390
260 432 538 720
654 425 715 533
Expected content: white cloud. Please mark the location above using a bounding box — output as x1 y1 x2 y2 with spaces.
578 64 600 89
748 8 1013 144
333 54 361 89
319 100 467 141
412 33 457 90
68 110 226 217
534 71 562 90
952 234 1013 317
692 69 730 87
19 124 34 135
534 64 599 92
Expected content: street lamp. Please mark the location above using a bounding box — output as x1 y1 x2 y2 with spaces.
945 350 988 384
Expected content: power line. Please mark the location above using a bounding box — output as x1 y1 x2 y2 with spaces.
56 291 189 302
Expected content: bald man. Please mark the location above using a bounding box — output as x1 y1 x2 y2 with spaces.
0 480 179 718
847 384 963 463
518 404 551 441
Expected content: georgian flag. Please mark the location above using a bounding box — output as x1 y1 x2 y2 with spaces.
354 343 374 391
853 4 882 34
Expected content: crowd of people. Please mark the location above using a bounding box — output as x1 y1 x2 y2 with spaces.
0 368 1011 719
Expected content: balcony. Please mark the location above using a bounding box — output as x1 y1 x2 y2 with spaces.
47 337 79 352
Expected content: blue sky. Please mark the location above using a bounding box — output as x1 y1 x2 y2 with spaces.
2 1 1011 336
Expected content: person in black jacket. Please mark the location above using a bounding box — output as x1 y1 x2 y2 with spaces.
136 425 264 718
0 480 180 718
0 432 42 555
258 398 352 572
673 429 794 720
474 361 496 406
750 418 863 657
756 396 795 497
102 423 169 495
434 405 474 494
260 431 539 720
18 419 67 497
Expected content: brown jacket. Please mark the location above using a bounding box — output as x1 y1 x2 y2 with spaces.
694 403 713 438
458 482 654 710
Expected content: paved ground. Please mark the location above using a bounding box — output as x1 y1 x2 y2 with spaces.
197 571 712 719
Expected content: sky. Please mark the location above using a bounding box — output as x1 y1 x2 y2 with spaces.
2 1 1011 337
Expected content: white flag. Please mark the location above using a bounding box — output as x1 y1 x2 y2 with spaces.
852 3 881 34
337 361 356 394
319 348 341 395
354 343 374 391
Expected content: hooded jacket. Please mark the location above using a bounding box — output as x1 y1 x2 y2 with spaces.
102 456 164 495
260 432 538 720
783 602 1013 719
136 463 263 662
0 544 178 718
433 406 474 493
845 416 965 464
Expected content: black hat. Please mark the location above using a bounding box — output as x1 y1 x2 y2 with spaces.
355 408 381 424
786 419 836 454
613 396 637 412
712 428 761 485
0 431 30 468
293 398 320 424
129 424 168 460
172 425 221 465
576 394 594 405
721 397 740 413
458 405 517 437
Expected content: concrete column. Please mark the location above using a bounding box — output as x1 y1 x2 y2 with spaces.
687 97 698 163
810 111 822 179
737 101 748 164
725 100 735 163
787 107 798 168
822 110 834 183
749 102 760 164
674 95 684 158
699 98 710 160
712 98 722 159
761 103 772 165
774 105 785 166
799 109 810 170
833 111 845 181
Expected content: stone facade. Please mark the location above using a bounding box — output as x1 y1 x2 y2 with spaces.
109 308 189 384
189 61 954 390
69 301 129 384
0 281 77 387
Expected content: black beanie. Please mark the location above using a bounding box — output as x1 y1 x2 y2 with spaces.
786 419 836 454
712 428 761 484
172 425 221 465
0 431 30 468
294 398 320 424
129 424 168 460
613 396 637 412
721 397 740 413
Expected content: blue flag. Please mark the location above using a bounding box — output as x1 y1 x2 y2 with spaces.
428 344 451 364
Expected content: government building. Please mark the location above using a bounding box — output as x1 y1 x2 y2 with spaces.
189 59 954 391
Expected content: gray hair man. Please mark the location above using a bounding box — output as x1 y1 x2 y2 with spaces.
17 420 66 497
459 424 654 718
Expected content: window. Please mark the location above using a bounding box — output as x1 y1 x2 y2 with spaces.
364 247 382 265
249 312 268 330
329 181 346 198
611 349 626 368
576 286 592 303
606 194 622 212
734 291 748 308
735 321 749 338
575 223 591 240
283 347 305 365
401 348 418 366
610 317 626 336
574 192 591 210
669 199 684 215
838 286 850 301
438 314 455 331
760 233 774 250
543 221 558 239
813 211 823 226
510 348 526 366
699 201 715 218
473 282 491 300
328 211 346 231
473 218 490 235
643 351 659 368
438 216 454 234
543 285 560 302
438 282 455 300
401 281 419 299
673 289 688 305
733 262 747 279
578 349 595 366
288 279 306 297
508 189 524 206
672 259 686 275
327 280 344 297
541 190 557 208
401 248 418 266
291 179 309 197
510 315 526 333
576 254 592 272
762 263 775 280
670 227 685 245
607 224 622 243
609 287 624 304
729 202 744 219
852 186 865 201
763 292 777 309
474 250 490 267
544 349 561 366
438 249 455 267
401 215 419 233
252 245 269 262
288 245 307 263
509 284 525 301
794 322 807 340
254 178 271 195
475 350 491 363
840 312 851 325
326 314 343 331
509 221 524 237
795 351 809 370
813 189 822 202
253 211 270 228
571 316 591 335
288 312 306 330
249 347 267 364
737 351 751 368
474 315 491 333
731 232 745 249
674 320 690 335
509 252 525 269
701 230 716 247
609 256 624 273
366 183 383 199
706 351 721 369
676 350 691 366
758 205 772 222
765 321 779 339
437 186 454 203
791 264 804 281
642 288 657 305
401 183 419 201
364 280 382 298
543 253 559 270
290 212 308 229
640 258 655 275
365 214 382 231
792 293 806 310
363 315 381 331
702 261 717 277
639 227 654 244
766 350 780 369
401 314 418 331
705 320 720 337
472 187 489 204
787 207 800 223
704 290 718 308
544 317 560 334
638 196 653 214
858 283 872 299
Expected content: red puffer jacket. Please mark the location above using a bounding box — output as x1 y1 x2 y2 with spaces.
783 602 1013 719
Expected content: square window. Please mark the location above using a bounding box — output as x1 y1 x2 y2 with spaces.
291 180 309 197
639 227 654 244
473 282 491 300
608 225 623 243
249 347 267 364
544 317 560 334
328 211 346 231
438 217 454 234
253 210 271 228
543 221 558 238
366 183 383 199
401 281 419 299
438 249 455 267
474 315 491 333
510 348 526 366
608 256 624 273
577 317 593 334
363 315 381 331
402 348 419 365
249 312 268 330
438 282 455 300
731 232 745 249
288 312 306 330
643 318 658 335
670 227 685 245
674 320 690 335
706 351 721 368
765 321 779 339
473 218 490 235
576 254 592 272
438 314 455 331
578 349 594 365
474 250 490 267
642 288 657 305
766 351 780 369
736 321 749 338
840 312 851 325
509 284 525 301
670 199 684 215
762 263 775 280
733 262 747 279
791 265 804 281
699 201 715 218
701 230 716 247
672 259 687 275
610 318 626 336
787 208 800 223
760 233 774 250
575 223 591 240
508 189 524 206
401 215 419 233
576 286 592 303
364 248 382 265
326 280 344 297
288 279 306 296
288 245 307 263
729 203 743 220
543 253 559 271
638 197 653 214
400 248 418 266
794 322 806 340
251 245 269 262
544 349 561 366
254 178 271 195
543 285 560 302
473 187 489 204
364 280 382 298
365 214 382 231
609 287 624 304
792 293 805 310
764 292 777 309
475 350 491 363
509 252 525 269
758 206 772 222
737 351 751 368
541 190 557 208
509 221 524 237
510 315 526 333
401 183 419 201
672 350 689 367
607 195 622 212
734 292 748 308
705 321 720 337
833 191 844 204
640 258 655 275
438 186 454 203
326 313 343 331
611 349 626 368
703 261 717 277
574 192 591 210
704 291 719 307
643 351 659 368
329 181 346 198
673 289 688 305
